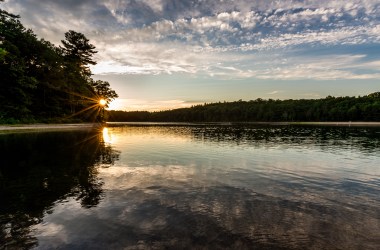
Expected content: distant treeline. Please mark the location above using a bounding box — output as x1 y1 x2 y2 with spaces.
0 5 117 124
108 93 380 122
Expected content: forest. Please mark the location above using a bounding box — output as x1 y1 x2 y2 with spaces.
0 4 117 124
108 93 380 122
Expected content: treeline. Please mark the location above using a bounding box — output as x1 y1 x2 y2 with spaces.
108 93 380 122
0 4 117 124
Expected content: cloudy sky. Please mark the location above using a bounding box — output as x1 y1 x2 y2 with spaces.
2 0 380 110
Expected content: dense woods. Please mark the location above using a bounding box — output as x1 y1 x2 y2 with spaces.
0 5 117 124
108 93 380 122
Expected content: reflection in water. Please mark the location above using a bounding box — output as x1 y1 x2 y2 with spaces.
0 128 119 249
1 124 380 249
102 127 112 144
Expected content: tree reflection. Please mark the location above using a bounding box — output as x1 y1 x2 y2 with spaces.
189 125 380 152
0 127 120 249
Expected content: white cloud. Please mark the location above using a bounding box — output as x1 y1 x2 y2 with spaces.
141 0 163 13
358 60 380 69
247 54 380 80
183 54 380 80
91 61 126 74
237 24 380 51
84 4 380 47
92 40 245 76
92 38 380 80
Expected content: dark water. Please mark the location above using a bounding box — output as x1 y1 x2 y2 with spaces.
0 124 379 249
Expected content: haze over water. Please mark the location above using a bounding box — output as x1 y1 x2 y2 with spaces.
1 124 379 249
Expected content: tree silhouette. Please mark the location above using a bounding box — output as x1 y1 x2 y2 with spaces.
108 93 380 122
0 7 119 123
91 80 119 107
0 129 120 248
61 30 97 77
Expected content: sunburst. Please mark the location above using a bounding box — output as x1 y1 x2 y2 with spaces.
62 91 109 122
99 99 107 106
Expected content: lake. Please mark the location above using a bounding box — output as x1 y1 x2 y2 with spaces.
1 123 379 249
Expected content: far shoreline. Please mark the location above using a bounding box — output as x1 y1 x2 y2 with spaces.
1 121 380 132
108 121 380 127
280 121 380 126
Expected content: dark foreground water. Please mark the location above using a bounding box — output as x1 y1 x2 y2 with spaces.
0 124 379 249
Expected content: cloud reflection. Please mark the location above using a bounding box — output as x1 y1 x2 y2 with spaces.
82 125 379 248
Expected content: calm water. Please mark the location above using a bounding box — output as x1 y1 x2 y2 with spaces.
0 124 379 249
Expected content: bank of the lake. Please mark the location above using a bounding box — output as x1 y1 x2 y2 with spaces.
0 123 100 133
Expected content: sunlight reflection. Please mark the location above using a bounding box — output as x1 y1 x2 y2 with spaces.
102 127 112 144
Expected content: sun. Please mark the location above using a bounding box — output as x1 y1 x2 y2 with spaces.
99 99 107 106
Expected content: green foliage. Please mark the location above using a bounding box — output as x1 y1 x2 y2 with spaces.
108 93 380 122
0 47 6 60
0 11 38 119
0 7 117 124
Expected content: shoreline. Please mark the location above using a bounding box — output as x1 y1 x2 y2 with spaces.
0 123 101 132
1 121 380 132
288 121 380 126
107 121 380 127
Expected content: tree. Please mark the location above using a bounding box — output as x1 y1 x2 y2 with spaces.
61 30 97 77
0 4 119 123
0 47 6 61
0 8 38 120
60 31 98 116
368 92 380 98
107 92 380 122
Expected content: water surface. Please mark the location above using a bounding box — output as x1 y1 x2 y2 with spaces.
1 124 379 249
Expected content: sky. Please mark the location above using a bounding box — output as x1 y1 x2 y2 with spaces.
2 0 380 111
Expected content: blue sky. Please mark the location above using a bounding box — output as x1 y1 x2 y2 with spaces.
2 0 380 110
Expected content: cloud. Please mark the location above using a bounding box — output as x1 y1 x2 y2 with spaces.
267 91 280 95
237 25 380 51
89 2 380 80
302 93 321 98
2 0 380 80
141 0 164 13
237 54 380 80
92 42 202 75
92 37 380 80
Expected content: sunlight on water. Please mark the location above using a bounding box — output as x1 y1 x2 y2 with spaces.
1 124 379 249
102 127 112 144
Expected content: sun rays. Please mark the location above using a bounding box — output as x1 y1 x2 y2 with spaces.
99 99 107 106
61 91 110 123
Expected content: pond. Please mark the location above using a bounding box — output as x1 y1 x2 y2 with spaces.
1 123 379 249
